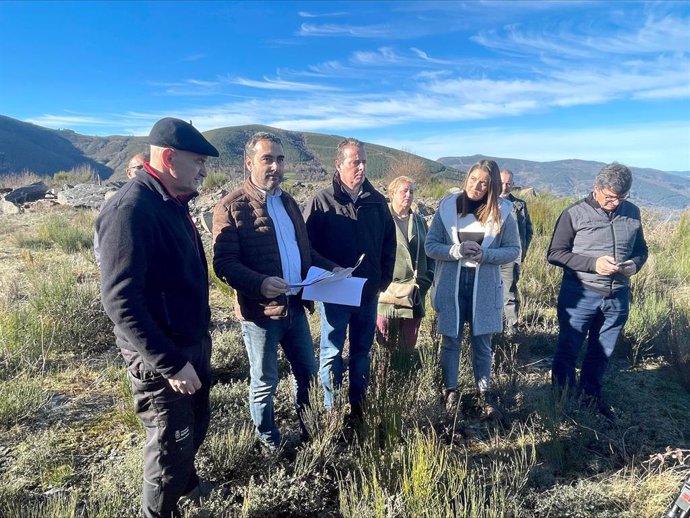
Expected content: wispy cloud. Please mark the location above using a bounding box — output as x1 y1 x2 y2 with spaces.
223 76 337 92
298 23 393 38
181 53 205 62
298 11 347 18
25 114 113 127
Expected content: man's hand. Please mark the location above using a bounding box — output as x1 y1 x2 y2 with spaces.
619 261 637 277
595 255 620 276
168 362 201 395
261 276 288 298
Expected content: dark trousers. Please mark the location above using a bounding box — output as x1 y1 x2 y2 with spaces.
122 337 212 518
500 262 521 330
551 277 629 398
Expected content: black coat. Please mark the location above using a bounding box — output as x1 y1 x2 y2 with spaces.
96 170 210 378
303 174 396 303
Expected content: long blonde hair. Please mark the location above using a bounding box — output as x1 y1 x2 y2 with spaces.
459 159 501 229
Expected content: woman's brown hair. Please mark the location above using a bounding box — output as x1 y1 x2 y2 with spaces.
458 159 501 229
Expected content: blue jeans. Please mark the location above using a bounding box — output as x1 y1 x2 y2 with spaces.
240 299 317 447
319 298 378 413
441 267 493 392
552 276 629 398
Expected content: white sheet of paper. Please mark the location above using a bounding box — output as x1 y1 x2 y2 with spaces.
302 266 366 306
288 268 333 288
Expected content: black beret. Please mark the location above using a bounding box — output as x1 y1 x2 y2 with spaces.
148 117 219 157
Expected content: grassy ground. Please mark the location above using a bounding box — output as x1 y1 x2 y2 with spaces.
0 189 688 517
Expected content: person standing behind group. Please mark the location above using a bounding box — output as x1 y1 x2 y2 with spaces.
304 138 396 421
97 118 218 518
425 159 520 420
126 152 149 179
548 163 647 419
212 132 339 451
499 169 533 335
376 176 434 353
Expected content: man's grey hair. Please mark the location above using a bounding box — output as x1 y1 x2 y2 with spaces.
336 138 364 162
500 168 513 179
244 132 283 159
595 163 633 194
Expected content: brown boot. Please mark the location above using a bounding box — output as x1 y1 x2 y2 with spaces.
445 389 459 414
479 391 504 422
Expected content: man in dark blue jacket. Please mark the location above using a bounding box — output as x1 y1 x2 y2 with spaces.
304 138 396 421
97 118 218 518
547 163 648 419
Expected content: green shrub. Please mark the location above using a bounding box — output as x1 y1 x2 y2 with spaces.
0 376 47 428
38 213 95 253
26 262 111 356
50 164 99 186
0 490 79 518
83 446 143 518
202 170 228 191
8 427 76 491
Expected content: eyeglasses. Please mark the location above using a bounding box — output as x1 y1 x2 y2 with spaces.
127 164 144 171
598 187 629 203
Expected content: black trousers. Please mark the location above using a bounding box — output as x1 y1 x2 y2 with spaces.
122 336 211 518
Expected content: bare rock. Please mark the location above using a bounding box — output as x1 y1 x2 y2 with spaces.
4 181 48 204
1 198 21 214
57 183 118 209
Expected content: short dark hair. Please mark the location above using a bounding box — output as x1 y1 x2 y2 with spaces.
595 163 632 194
336 138 364 162
244 132 283 159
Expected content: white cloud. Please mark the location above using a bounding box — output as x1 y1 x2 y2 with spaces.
223 76 337 92
181 53 205 62
298 11 347 18
298 23 393 38
25 114 112 127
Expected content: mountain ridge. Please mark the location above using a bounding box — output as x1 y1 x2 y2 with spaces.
1 115 688 209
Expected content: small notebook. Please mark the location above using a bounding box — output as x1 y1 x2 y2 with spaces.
458 231 484 245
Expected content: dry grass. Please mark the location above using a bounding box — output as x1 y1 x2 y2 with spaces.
0 194 688 517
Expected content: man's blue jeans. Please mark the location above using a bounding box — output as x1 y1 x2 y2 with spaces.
552 276 629 398
319 298 378 413
240 299 317 447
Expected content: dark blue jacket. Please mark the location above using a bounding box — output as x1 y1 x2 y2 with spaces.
303 174 396 303
96 170 210 378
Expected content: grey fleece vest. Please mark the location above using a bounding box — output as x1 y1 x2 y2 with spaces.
569 199 642 294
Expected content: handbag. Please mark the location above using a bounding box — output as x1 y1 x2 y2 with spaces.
379 281 418 308
379 215 421 309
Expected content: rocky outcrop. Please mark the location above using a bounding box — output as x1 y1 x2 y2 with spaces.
56 183 120 209
4 182 48 204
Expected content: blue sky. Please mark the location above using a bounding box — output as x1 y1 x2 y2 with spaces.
1 1 689 171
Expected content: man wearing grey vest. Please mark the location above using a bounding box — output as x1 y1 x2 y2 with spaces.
547 163 647 419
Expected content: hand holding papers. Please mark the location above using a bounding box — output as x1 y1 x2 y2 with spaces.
301 254 366 306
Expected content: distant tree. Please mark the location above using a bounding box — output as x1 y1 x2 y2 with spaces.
385 150 430 187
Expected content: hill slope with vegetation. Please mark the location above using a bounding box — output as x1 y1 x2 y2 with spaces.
0 115 458 183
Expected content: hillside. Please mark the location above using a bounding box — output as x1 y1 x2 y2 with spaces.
0 115 111 178
439 155 690 210
0 115 458 182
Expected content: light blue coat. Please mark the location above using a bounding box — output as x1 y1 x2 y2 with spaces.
425 193 520 337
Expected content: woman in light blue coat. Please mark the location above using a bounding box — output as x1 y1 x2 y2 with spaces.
425 159 520 419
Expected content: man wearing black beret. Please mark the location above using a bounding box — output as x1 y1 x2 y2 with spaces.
97 117 219 517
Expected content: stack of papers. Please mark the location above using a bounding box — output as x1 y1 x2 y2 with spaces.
292 254 367 307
